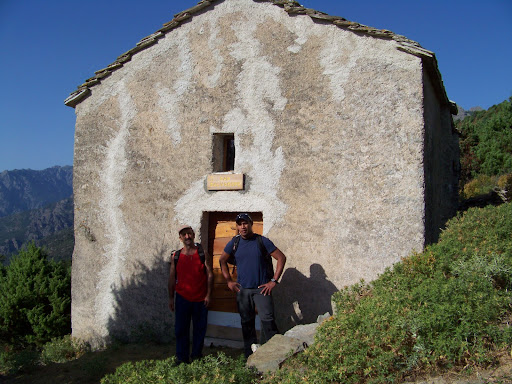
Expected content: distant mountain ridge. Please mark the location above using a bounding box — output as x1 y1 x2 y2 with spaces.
0 166 74 262
0 165 73 218
453 105 484 121
0 197 74 261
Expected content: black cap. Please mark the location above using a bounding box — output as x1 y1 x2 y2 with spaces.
235 213 253 224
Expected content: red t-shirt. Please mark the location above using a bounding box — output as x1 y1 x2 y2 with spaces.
175 249 207 302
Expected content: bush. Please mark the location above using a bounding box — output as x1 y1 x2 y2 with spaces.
462 174 499 199
457 97 512 184
267 203 512 384
40 335 90 364
0 243 71 347
100 352 258 384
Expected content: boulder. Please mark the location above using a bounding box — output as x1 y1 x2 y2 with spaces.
246 334 306 373
246 312 332 373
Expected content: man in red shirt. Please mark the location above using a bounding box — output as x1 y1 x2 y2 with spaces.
168 225 213 364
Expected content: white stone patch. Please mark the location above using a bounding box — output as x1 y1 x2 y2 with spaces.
287 45 301 54
95 80 134 338
206 21 224 88
210 108 250 134
286 17 311 53
156 83 181 144
293 301 304 321
320 32 362 103
156 33 193 144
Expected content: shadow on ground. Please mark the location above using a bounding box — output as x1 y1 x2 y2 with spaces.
2 342 242 384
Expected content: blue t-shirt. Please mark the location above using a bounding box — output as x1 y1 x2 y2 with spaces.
224 234 277 289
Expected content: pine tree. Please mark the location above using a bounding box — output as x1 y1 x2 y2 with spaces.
0 243 71 346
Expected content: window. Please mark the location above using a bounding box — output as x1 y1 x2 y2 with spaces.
212 134 235 172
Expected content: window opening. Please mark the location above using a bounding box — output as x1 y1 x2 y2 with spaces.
213 133 235 172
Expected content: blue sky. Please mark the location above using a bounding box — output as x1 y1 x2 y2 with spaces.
0 0 511 171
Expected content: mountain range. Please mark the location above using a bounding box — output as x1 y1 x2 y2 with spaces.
0 166 74 263
453 104 483 121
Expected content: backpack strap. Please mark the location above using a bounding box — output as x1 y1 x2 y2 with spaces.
227 235 241 265
172 249 181 282
256 234 274 280
196 243 207 274
196 243 205 265
232 235 241 254
173 249 181 265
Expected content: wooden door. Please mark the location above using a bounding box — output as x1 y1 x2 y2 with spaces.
208 212 263 313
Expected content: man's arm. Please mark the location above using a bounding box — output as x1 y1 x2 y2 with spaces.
271 248 286 281
204 249 214 307
219 251 241 292
259 248 286 296
168 255 176 312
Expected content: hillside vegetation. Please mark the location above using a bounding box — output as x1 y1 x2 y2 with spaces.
457 97 512 189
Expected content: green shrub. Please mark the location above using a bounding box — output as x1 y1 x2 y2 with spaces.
40 335 90 364
497 173 512 190
100 352 258 384
268 203 512 384
462 174 499 199
457 97 512 185
0 243 71 347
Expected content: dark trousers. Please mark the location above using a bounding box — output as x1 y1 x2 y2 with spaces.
237 288 279 357
174 292 208 363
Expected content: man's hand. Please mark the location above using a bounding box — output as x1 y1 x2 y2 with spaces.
204 294 211 307
227 281 241 293
169 297 175 312
258 281 277 296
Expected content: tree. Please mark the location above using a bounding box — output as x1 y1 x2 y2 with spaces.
0 243 71 347
457 97 512 186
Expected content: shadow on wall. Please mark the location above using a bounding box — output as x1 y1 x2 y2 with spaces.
275 263 338 331
106 246 173 344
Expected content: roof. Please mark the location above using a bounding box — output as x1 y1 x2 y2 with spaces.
64 0 456 114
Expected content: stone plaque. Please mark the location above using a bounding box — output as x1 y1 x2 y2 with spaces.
207 173 244 191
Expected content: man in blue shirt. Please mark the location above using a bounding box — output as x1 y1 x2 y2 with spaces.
219 213 287 357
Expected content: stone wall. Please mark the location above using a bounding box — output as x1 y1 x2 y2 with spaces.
70 0 458 345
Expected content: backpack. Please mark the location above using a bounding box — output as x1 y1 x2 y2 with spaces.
228 234 274 280
173 243 206 277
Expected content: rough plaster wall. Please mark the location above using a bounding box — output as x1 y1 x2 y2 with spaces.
72 28 205 344
423 71 459 244
71 0 447 343
262 16 426 328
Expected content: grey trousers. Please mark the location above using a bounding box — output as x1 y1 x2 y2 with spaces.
237 287 279 357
